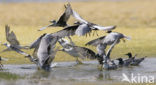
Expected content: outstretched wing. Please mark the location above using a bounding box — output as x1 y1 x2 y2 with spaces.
5 25 20 45
92 25 116 31
72 10 88 24
51 25 79 38
74 46 97 59
85 36 106 46
57 3 72 25
29 33 47 49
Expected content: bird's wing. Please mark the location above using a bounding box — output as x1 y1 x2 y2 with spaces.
75 24 91 36
74 46 97 59
92 25 116 31
72 10 88 24
105 37 118 60
5 25 20 45
85 36 106 46
51 25 79 38
11 46 29 57
57 3 72 25
38 26 49 31
29 33 47 49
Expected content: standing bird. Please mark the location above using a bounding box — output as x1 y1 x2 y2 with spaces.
58 38 97 64
125 52 146 66
1 25 28 52
39 3 73 31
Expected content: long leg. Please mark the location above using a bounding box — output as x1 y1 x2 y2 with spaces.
68 36 75 46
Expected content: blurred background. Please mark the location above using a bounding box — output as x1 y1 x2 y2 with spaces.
0 0 156 64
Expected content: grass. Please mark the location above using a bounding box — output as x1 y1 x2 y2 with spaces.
0 71 21 80
0 0 156 64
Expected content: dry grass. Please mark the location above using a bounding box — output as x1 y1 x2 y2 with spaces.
0 0 156 64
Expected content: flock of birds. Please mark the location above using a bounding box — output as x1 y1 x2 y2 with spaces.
0 3 146 71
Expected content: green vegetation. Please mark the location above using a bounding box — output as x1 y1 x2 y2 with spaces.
0 71 21 80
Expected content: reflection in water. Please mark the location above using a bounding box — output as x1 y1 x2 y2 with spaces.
0 58 156 85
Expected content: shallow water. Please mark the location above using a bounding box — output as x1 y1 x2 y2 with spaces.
0 58 156 85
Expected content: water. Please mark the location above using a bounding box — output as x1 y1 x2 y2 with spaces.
0 58 156 85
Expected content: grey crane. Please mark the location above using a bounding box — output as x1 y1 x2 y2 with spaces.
1 25 28 52
3 34 59 71
37 34 59 70
71 9 116 36
86 32 131 48
41 3 116 37
58 37 97 64
101 38 118 70
125 52 147 66
39 3 72 31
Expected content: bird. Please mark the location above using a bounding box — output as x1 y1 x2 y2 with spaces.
116 57 134 67
0 56 3 69
37 34 59 71
125 52 146 66
86 32 131 48
1 25 29 52
4 33 59 71
58 37 97 64
101 38 118 70
39 3 73 31
29 33 47 60
71 9 116 36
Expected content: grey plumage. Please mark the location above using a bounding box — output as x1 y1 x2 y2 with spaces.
58 38 97 64
86 32 131 47
37 34 59 70
102 38 119 70
116 57 134 67
72 9 116 36
7 33 59 71
126 52 146 66
39 3 72 31
2 25 28 52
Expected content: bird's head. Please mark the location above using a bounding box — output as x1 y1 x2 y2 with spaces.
125 52 132 58
116 58 123 62
107 31 112 33
74 21 81 25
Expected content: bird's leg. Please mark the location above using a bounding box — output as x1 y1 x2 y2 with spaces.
96 30 99 36
76 57 83 64
68 36 75 46
122 38 126 42
93 31 95 36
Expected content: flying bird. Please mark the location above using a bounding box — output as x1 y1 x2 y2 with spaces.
1 25 28 52
71 9 116 36
58 37 97 64
39 3 72 31
86 32 131 48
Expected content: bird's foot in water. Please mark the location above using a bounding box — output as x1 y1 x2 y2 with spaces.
97 64 103 71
